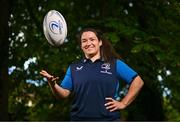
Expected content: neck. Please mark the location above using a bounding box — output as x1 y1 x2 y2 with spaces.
85 53 101 62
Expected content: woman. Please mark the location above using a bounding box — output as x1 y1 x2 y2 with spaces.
40 28 144 121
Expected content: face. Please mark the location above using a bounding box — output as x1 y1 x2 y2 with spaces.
81 31 102 58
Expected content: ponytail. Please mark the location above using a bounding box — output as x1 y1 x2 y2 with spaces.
100 38 121 63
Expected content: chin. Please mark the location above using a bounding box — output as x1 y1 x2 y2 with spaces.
85 50 93 54
87 51 95 55
85 52 95 56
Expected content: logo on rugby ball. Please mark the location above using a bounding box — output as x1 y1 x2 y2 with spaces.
49 21 62 34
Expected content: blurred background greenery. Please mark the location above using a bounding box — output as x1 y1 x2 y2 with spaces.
0 0 180 121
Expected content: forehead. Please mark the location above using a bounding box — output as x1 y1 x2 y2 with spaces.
81 31 97 39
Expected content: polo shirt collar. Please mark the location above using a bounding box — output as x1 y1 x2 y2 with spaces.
82 57 104 63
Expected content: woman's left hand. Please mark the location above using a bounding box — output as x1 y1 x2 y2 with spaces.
104 97 127 112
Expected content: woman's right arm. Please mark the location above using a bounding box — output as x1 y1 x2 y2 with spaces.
40 70 70 99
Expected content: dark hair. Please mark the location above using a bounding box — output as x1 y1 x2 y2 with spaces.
77 28 121 63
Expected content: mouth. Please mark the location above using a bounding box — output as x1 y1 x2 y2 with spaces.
84 45 94 50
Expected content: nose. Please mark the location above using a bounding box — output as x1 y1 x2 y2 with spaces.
86 39 91 45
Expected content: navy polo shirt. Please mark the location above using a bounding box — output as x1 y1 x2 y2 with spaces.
60 59 137 121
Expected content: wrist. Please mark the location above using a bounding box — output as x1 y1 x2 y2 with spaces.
121 100 128 107
49 80 57 87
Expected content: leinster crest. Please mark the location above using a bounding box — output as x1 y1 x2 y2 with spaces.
100 63 112 74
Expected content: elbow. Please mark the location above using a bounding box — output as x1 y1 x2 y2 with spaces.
53 85 70 99
60 94 69 98
55 93 69 100
59 89 70 98
133 75 144 89
137 75 144 88
140 80 144 89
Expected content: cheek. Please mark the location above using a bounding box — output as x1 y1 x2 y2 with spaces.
81 43 84 48
81 43 86 51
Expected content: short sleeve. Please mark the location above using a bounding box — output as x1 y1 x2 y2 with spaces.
60 66 73 91
116 59 138 84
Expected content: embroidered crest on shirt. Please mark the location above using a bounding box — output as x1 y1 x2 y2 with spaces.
76 66 83 71
100 63 112 74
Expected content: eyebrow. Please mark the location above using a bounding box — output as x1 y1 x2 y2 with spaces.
81 37 97 40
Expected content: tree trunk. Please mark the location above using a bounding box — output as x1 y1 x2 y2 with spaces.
0 0 10 120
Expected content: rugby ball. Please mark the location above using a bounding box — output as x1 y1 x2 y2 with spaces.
43 10 67 46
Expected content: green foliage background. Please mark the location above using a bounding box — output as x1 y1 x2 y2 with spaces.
8 0 180 121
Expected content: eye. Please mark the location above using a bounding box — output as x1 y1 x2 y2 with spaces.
90 38 95 41
81 39 87 43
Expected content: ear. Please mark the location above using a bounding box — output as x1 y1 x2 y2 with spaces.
99 40 102 46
